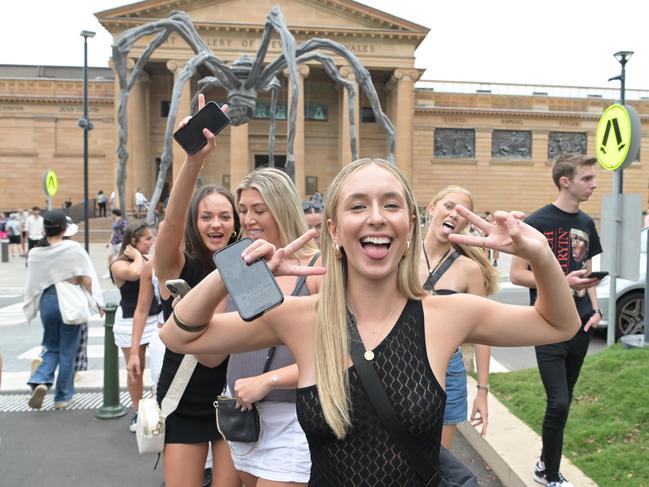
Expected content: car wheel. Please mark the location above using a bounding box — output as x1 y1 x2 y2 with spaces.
616 291 644 339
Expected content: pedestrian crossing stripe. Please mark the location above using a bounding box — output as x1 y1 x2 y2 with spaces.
0 390 151 413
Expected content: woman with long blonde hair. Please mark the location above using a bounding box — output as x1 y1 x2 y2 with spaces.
225 167 321 487
161 156 580 486
421 185 499 448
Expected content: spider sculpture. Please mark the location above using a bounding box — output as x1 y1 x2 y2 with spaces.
113 6 395 222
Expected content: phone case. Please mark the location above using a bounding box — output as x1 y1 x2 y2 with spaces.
173 101 230 155
213 238 284 322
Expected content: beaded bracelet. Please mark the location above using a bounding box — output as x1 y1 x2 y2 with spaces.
172 309 208 332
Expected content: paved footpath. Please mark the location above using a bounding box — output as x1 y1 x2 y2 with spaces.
0 243 502 486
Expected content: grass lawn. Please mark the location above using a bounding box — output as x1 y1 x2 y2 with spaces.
489 345 649 487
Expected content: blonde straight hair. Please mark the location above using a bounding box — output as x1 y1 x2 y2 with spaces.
236 167 318 260
316 158 426 439
428 185 499 296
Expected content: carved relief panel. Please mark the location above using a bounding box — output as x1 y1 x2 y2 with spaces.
492 130 532 159
548 132 587 159
434 128 475 158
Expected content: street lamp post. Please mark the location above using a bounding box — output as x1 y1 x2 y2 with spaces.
606 50 633 346
79 30 95 253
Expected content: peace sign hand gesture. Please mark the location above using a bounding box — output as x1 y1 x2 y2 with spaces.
449 206 549 263
241 229 327 278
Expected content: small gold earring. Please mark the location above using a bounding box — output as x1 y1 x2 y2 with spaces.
231 230 238 238
403 240 411 257
334 242 343 260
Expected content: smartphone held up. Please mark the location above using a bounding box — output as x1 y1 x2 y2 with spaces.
213 238 284 322
173 101 230 155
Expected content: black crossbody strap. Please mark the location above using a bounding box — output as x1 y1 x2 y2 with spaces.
423 250 461 292
348 321 440 487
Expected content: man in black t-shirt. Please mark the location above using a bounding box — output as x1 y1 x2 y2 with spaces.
510 154 603 487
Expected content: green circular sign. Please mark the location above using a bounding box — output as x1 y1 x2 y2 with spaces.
595 104 641 171
43 169 58 197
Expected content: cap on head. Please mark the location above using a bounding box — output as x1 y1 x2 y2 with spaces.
43 210 67 234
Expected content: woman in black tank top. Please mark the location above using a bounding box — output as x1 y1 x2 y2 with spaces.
109 222 158 428
421 186 499 449
163 158 583 486
153 95 241 487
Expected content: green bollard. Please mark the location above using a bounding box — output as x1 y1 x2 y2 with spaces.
96 303 128 419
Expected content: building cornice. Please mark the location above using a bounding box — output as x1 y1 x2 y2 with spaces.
0 95 113 105
99 17 427 41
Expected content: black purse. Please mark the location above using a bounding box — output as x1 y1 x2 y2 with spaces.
214 347 275 443
348 318 479 487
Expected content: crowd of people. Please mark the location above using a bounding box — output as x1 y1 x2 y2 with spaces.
18 95 604 487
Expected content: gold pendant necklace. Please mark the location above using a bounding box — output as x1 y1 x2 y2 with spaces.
354 301 402 361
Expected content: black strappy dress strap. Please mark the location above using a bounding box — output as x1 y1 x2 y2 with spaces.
422 250 461 292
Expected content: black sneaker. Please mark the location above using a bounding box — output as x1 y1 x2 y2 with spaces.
534 461 547 485
129 412 138 433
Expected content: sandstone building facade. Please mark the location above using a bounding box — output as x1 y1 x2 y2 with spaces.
1 0 648 220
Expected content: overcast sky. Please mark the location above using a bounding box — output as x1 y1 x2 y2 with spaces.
1 0 647 89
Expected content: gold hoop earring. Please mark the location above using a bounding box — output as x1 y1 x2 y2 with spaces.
334 242 343 260
231 230 238 238
403 239 411 257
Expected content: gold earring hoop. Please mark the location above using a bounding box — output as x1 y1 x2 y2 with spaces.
403 240 411 257
334 242 343 260
231 230 238 238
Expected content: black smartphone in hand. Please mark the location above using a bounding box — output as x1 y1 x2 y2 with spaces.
586 271 608 280
173 101 230 155
213 238 284 322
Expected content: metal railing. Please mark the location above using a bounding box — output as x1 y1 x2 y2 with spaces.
416 79 649 101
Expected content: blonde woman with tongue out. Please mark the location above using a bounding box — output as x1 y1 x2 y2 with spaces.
420 185 499 448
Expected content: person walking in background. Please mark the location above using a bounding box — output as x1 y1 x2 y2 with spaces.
105 209 128 279
510 154 604 487
17 208 29 256
97 190 107 217
6 213 23 258
109 190 117 211
26 206 44 252
63 196 73 209
110 222 160 432
134 188 148 219
23 210 103 410
420 185 499 448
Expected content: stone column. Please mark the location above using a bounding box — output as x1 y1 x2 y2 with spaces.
338 65 359 169
127 60 151 213
286 64 309 197
386 68 420 182
166 60 192 183
229 123 250 189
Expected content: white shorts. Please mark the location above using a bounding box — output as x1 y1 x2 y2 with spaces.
228 400 311 482
148 325 165 387
112 306 158 349
108 244 121 257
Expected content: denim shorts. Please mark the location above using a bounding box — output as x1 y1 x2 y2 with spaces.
443 348 468 425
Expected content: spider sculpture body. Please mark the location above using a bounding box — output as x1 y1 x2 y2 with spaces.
112 6 395 222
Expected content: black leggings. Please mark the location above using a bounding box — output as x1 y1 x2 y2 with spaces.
535 323 592 482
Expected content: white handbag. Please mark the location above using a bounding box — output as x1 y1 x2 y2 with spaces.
54 280 96 325
136 354 197 455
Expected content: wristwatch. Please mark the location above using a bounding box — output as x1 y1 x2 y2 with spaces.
594 308 603 317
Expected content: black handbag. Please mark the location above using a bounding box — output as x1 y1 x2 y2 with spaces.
214 347 275 443
348 317 479 487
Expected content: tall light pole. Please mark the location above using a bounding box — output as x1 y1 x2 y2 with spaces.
606 50 633 346
79 30 95 253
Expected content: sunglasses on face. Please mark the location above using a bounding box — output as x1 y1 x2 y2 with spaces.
302 201 323 212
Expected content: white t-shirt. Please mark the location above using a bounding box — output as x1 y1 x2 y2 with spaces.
26 215 44 240
135 191 147 206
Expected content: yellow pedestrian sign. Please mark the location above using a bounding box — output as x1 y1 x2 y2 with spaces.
43 169 58 197
595 104 641 171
